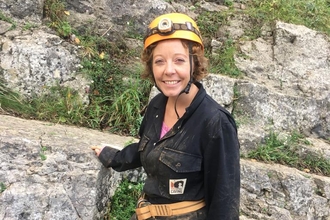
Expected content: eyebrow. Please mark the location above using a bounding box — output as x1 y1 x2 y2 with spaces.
153 53 188 58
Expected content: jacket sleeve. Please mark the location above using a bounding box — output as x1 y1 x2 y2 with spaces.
98 105 149 171
98 143 142 171
203 111 240 219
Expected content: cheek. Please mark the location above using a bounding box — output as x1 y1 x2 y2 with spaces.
152 66 163 78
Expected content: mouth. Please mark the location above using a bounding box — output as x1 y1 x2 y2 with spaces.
163 80 180 85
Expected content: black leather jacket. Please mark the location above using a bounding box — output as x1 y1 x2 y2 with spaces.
99 82 240 219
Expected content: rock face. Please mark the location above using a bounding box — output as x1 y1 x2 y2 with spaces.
0 115 141 220
235 22 330 150
1 115 330 219
0 29 89 102
0 0 329 219
241 161 330 220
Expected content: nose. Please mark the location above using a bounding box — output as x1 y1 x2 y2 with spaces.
164 61 175 75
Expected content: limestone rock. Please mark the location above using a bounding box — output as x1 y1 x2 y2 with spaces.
1 115 329 219
241 160 330 219
0 115 140 219
0 29 90 103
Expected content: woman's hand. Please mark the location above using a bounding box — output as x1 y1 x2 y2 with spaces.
91 146 104 157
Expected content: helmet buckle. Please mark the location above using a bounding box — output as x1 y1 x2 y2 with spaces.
186 22 192 30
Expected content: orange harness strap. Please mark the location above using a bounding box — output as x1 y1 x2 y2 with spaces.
135 199 205 220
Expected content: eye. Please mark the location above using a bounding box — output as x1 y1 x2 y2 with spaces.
154 59 165 65
175 58 186 63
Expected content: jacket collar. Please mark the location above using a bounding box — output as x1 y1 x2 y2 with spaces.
150 82 206 138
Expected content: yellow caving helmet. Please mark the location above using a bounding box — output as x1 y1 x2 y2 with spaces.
143 13 203 50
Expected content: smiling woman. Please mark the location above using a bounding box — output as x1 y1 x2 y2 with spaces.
92 12 240 220
152 39 197 122
143 39 208 118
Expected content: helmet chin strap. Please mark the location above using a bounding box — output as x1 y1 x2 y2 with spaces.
174 43 193 119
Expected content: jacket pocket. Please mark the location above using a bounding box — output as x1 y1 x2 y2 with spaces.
138 135 149 152
159 147 202 173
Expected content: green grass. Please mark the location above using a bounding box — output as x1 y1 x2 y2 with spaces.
246 0 330 35
108 180 143 220
81 56 151 135
246 131 330 176
196 10 243 78
29 85 86 125
0 78 35 116
197 11 229 39
0 11 16 29
16 57 151 136
208 38 242 77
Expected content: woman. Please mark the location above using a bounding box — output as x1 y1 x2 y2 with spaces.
92 13 240 220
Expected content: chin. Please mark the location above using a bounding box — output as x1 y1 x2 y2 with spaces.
162 91 181 98
158 85 185 97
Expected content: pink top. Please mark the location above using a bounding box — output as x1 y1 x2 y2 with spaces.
160 122 170 138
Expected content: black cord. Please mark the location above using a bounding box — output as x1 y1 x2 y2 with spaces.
174 90 185 119
174 43 194 119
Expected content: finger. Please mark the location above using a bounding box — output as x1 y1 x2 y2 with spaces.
91 146 100 150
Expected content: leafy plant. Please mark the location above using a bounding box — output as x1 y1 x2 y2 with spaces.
109 180 143 220
56 21 72 38
43 0 72 38
40 146 48 161
22 22 38 30
224 0 234 7
125 19 144 40
78 36 99 58
0 182 6 193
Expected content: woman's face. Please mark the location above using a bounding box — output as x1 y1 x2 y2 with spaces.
152 39 191 98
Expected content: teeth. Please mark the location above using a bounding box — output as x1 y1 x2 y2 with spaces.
165 81 178 84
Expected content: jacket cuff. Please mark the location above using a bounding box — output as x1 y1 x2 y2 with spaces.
98 146 119 168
